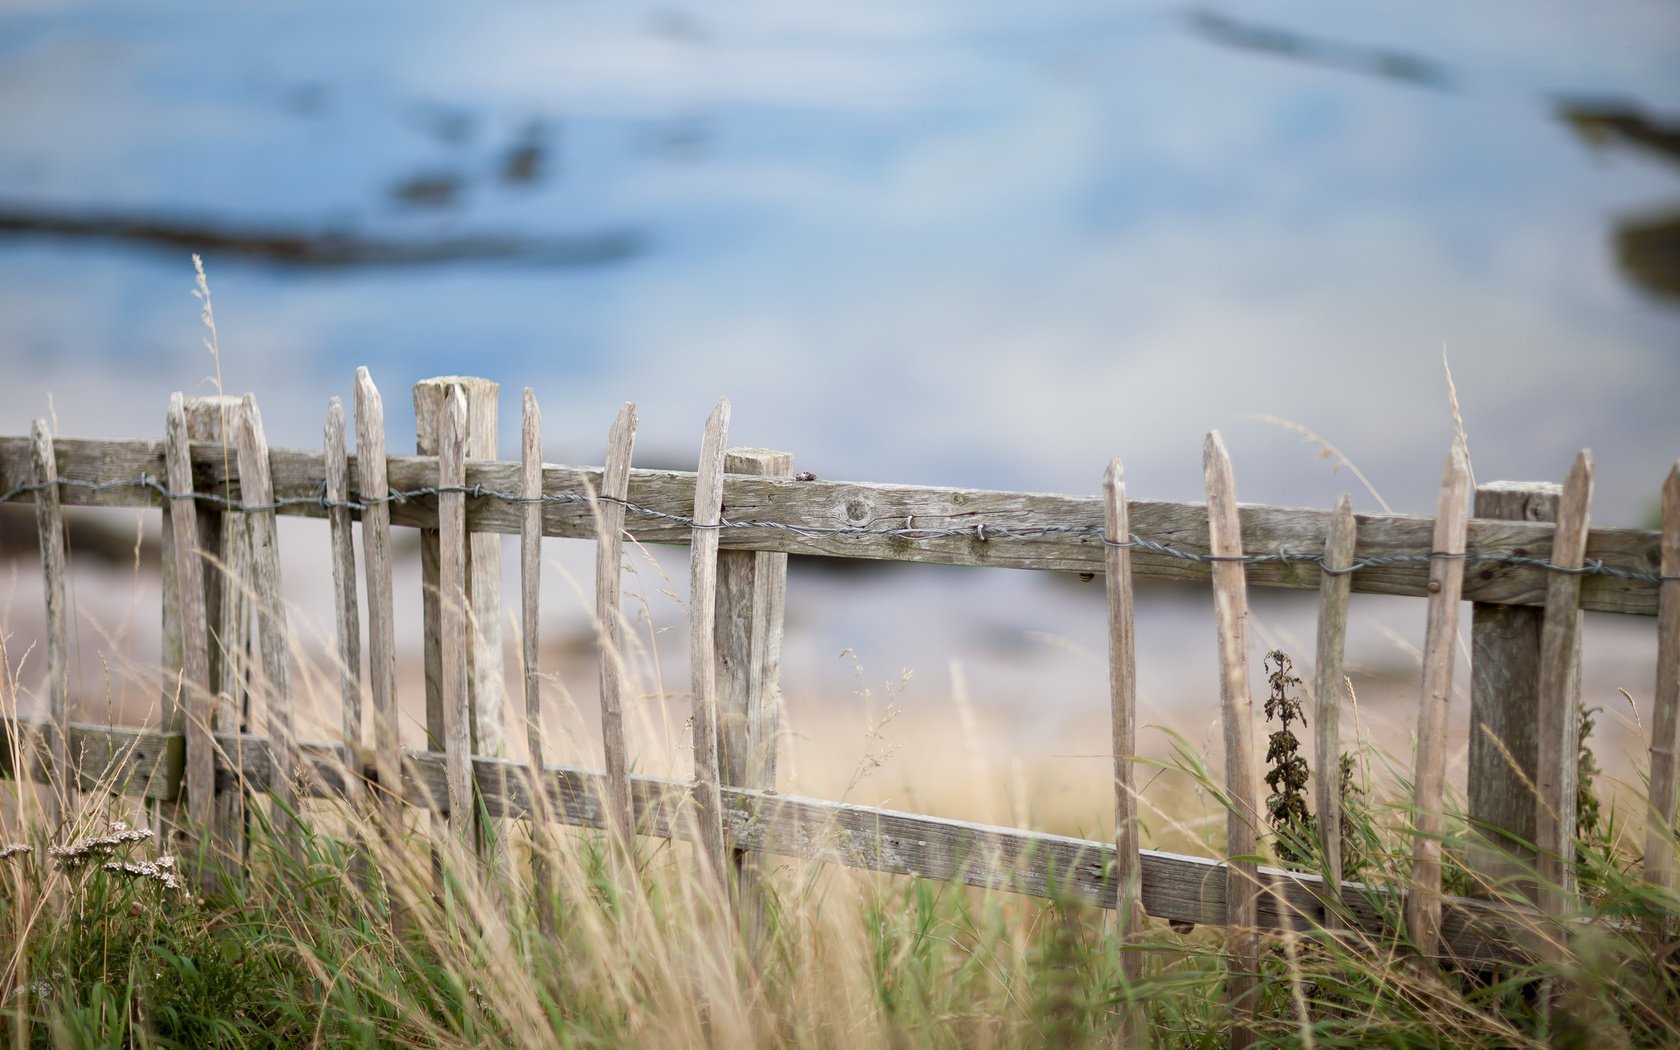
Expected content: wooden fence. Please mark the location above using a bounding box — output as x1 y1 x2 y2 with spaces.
2 371 1677 1045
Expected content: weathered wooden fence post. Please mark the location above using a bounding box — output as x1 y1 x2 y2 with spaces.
689 399 733 893
163 393 215 883
354 369 403 833
1467 481 1559 897
595 403 639 856
1312 495 1356 926
1203 432 1260 1050
235 395 301 861
416 377 504 868
30 420 69 830
715 447 791 945
181 395 251 869
323 398 364 817
414 377 505 765
1103 457 1142 984
1646 462 1680 890
1405 441 1473 959
518 389 554 928
1535 452 1593 928
437 386 477 849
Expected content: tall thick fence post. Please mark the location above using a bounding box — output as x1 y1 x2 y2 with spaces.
182 395 250 870
414 377 505 765
1467 481 1559 897
715 447 791 945
416 377 503 868
438 385 477 849
163 393 215 884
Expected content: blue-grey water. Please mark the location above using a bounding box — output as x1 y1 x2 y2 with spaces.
2 2 1676 822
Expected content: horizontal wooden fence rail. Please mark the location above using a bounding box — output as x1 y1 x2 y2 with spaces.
0 436 1666 615
0 714 1534 968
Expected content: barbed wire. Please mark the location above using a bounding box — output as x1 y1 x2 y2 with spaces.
0 474 1671 585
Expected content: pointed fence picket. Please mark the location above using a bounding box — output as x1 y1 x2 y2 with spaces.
354 368 402 828
1405 442 1473 958
688 398 733 892
1203 431 1261 1048
594 402 639 855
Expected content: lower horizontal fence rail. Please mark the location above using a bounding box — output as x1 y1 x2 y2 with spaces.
3 717 1533 967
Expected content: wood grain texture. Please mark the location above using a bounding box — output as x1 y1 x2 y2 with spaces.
0 437 1663 615
520 390 545 786
1647 461 1680 889
325 398 363 810
595 403 638 850
1534 451 1593 922
716 449 792 791
1104 457 1142 981
1312 494 1356 922
182 396 250 870
438 385 475 846
1405 442 1474 958
236 395 299 855
354 369 401 822
30 419 69 829
1468 482 1559 897
414 376 504 760
689 398 732 889
519 389 554 931
1203 431 1259 1048
164 394 215 849
716 447 792 945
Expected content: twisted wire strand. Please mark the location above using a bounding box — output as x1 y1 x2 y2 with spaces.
1 475 1671 584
